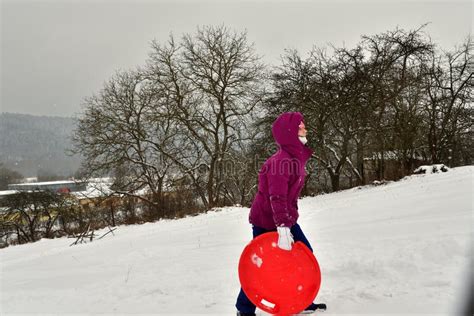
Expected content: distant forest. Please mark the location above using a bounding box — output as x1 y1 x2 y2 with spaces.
0 113 81 178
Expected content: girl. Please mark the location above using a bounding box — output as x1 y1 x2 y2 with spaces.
235 112 326 316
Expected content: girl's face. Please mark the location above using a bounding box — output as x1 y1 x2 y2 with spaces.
298 121 307 137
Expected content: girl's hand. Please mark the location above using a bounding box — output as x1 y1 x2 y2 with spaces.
277 226 294 251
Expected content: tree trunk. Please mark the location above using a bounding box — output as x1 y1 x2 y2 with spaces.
330 173 340 192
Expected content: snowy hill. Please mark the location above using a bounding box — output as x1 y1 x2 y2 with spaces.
1 166 472 315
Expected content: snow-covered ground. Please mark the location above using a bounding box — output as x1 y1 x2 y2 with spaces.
1 166 472 315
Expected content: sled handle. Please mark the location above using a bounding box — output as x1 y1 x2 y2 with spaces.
257 296 279 314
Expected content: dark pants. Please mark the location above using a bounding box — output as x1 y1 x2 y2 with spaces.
235 223 314 314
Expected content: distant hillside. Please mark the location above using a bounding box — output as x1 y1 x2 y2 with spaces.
0 112 82 177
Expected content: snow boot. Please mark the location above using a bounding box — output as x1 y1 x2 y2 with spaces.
301 302 327 313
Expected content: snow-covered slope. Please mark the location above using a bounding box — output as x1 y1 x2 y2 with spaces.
1 166 472 315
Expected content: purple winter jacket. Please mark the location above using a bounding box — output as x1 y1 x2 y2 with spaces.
249 112 314 230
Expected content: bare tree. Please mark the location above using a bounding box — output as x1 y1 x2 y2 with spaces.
270 26 437 190
270 47 360 191
0 191 69 244
358 26 434 178
422 36 473 165
144 25 266 208
72 70 175 217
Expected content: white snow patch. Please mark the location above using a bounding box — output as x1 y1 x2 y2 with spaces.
414 164 450 174
251 253 263 268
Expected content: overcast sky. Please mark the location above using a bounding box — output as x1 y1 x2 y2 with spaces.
1 0 472 117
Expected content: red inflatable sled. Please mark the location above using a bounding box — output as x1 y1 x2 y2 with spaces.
238 232 321 315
